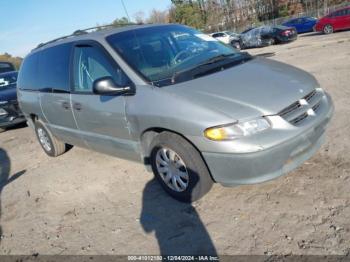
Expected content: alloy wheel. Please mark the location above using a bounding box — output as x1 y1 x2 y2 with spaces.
324 25 333 34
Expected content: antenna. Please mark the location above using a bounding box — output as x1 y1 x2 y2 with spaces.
121 0 131 22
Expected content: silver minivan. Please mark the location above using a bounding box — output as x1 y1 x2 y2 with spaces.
17 24 333 202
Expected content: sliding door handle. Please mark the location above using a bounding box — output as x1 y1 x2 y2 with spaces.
73 103 82 111
61 101 70 110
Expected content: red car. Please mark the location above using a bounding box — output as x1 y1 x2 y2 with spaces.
315 6 350 34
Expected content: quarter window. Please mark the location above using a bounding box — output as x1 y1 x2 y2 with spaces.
17 53 40 90
73 45 129 93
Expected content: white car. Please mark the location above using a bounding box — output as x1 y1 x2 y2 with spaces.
210 31 240 45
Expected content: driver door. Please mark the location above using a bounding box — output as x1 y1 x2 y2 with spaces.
70 41 139 161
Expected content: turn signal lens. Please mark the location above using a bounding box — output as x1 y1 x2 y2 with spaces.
204 127 228 141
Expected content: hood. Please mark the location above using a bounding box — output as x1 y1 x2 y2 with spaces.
0 84 17 102
162 57 318 120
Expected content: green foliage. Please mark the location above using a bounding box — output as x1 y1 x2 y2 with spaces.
0 53 23 70
169 1 205 29
112 17 133 27
278 5 289 18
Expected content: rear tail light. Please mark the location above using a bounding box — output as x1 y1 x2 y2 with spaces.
281 30 292 36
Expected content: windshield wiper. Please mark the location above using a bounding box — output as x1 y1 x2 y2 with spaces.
197 53 238 66
171 52 251 84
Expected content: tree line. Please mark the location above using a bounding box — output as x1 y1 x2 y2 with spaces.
116 0 348 32
0 53 23 70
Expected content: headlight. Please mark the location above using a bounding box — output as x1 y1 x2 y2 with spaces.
204 118 270 141
0 108 8 117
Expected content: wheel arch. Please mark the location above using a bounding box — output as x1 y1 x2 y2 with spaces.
139 127 216 182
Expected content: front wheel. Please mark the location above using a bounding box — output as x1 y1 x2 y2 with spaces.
150 132 213 202
323 24 333 34
231 41 241 50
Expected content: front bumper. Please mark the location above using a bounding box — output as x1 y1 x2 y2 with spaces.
202 93 334 186
0 101 26 128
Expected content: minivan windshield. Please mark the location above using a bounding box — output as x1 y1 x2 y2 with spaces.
107 25 247 86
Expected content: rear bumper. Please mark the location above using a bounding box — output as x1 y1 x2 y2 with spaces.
0 101 26 128
202 94 334 186
277 34 297 42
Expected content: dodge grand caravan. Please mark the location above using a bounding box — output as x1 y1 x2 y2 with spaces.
17 24 333 202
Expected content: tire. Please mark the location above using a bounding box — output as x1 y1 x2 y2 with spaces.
323 24 334 34
34 120 67 157
150 132 213 202
231 41 241 50
267 38 275 46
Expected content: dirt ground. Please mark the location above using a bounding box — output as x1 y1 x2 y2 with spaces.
0 31 350 256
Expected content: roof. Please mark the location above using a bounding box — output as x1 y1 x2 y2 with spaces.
30 23 170 54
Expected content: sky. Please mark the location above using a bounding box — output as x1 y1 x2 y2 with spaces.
0 0 171 57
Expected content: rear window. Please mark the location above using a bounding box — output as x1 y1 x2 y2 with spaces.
17 53 40 90
0 72 18 89
39 43 72 92
0 62 15 74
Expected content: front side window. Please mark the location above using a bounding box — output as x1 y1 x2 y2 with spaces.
107 25 243 86
73 45 129 93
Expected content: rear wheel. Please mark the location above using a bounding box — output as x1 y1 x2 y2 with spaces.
267 38 275 46
323 24 334 34
150 132 213 202
34 120 67 157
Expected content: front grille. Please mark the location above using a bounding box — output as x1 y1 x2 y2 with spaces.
304 89 316 102
279 101 301 117
279 89 324 126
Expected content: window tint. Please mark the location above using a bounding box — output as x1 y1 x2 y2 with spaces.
38 43 72 92
17 53 40 90
73 45 129 93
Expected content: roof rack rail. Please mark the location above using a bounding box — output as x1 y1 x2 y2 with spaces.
33 22 142 51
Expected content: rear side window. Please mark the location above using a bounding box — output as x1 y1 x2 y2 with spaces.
17 53 40 90
332 9 347 17
38 43 72 92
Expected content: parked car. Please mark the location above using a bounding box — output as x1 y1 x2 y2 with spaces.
0 61 16 74
0 70 26 132
315 6 350 34
210 31 240 46
282 16 318 34
18 24 333 202
232 25 297 49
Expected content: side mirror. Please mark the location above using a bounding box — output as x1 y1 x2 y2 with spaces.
92 76 134 96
